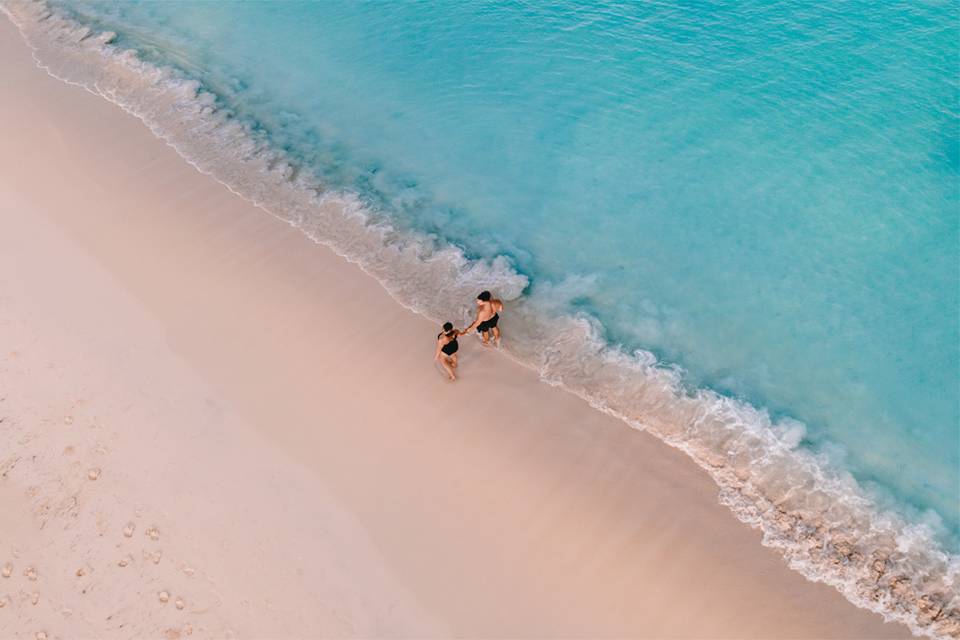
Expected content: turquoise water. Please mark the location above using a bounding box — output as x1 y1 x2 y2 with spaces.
58 0 958 539
15 0 958 628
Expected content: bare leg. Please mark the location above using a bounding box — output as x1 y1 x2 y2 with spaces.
492 326 501 346
480 330 490 345
451 353 459 368
439 357 456 381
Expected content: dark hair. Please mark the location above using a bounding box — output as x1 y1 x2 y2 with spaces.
477 291 491 301
442 322 454 332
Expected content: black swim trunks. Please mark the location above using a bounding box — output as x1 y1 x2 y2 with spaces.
476 313 499 333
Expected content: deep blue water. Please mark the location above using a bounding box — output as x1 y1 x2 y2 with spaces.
53 0 959 542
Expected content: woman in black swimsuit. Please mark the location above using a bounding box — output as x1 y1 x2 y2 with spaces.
434 321 462 381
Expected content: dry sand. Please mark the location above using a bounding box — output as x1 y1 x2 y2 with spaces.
0 17 909 639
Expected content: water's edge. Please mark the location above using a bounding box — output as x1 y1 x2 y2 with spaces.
3 1 956 637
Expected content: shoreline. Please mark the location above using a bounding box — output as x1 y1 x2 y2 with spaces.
4 2 957 636
0 11 916 639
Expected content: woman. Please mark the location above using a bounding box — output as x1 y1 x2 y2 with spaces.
435 322 462 381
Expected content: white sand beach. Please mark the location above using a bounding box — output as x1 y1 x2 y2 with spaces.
0 16 911 639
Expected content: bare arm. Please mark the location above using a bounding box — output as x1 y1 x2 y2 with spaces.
464 311 480 333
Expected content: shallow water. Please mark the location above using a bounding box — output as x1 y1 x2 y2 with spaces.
56 0 958 540
8 0 959 635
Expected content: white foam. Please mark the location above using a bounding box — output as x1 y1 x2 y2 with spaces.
3 1 956 636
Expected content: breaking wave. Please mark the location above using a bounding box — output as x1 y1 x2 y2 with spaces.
2 1 956 636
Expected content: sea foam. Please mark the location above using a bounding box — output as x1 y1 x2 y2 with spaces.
3 1 956 636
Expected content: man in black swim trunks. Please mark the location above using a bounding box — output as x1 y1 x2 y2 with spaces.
465 290 503 346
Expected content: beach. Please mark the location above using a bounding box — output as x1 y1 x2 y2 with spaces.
0 14 915 639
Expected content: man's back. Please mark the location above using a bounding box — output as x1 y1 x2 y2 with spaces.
478 299 501 321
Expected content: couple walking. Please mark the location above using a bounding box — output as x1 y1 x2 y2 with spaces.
434 290 503 381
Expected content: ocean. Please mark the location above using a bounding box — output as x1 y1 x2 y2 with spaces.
4 0 958 636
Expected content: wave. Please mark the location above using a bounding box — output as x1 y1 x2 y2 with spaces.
3 1 957 636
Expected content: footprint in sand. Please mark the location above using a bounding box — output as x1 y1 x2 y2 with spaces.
30 592 39 605
158 590 170 604
145 526 160 541
118 554 133 568
64 416 73 425
0 457 20 480
95 511 110 536
23 566 37 581
2 562 12 578
87 468 101 481
35 632 47 640
122 522 135 538
175 596 184 610
0 594 11 608
143 550 162 565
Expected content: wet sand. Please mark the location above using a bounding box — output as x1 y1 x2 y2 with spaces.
0 16 909 638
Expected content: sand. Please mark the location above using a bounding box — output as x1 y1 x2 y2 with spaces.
0 16 909 639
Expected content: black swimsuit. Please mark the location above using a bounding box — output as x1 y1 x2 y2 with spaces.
476 313 499 333
439 332 459 356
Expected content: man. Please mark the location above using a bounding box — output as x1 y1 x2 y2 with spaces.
466 290 503 346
